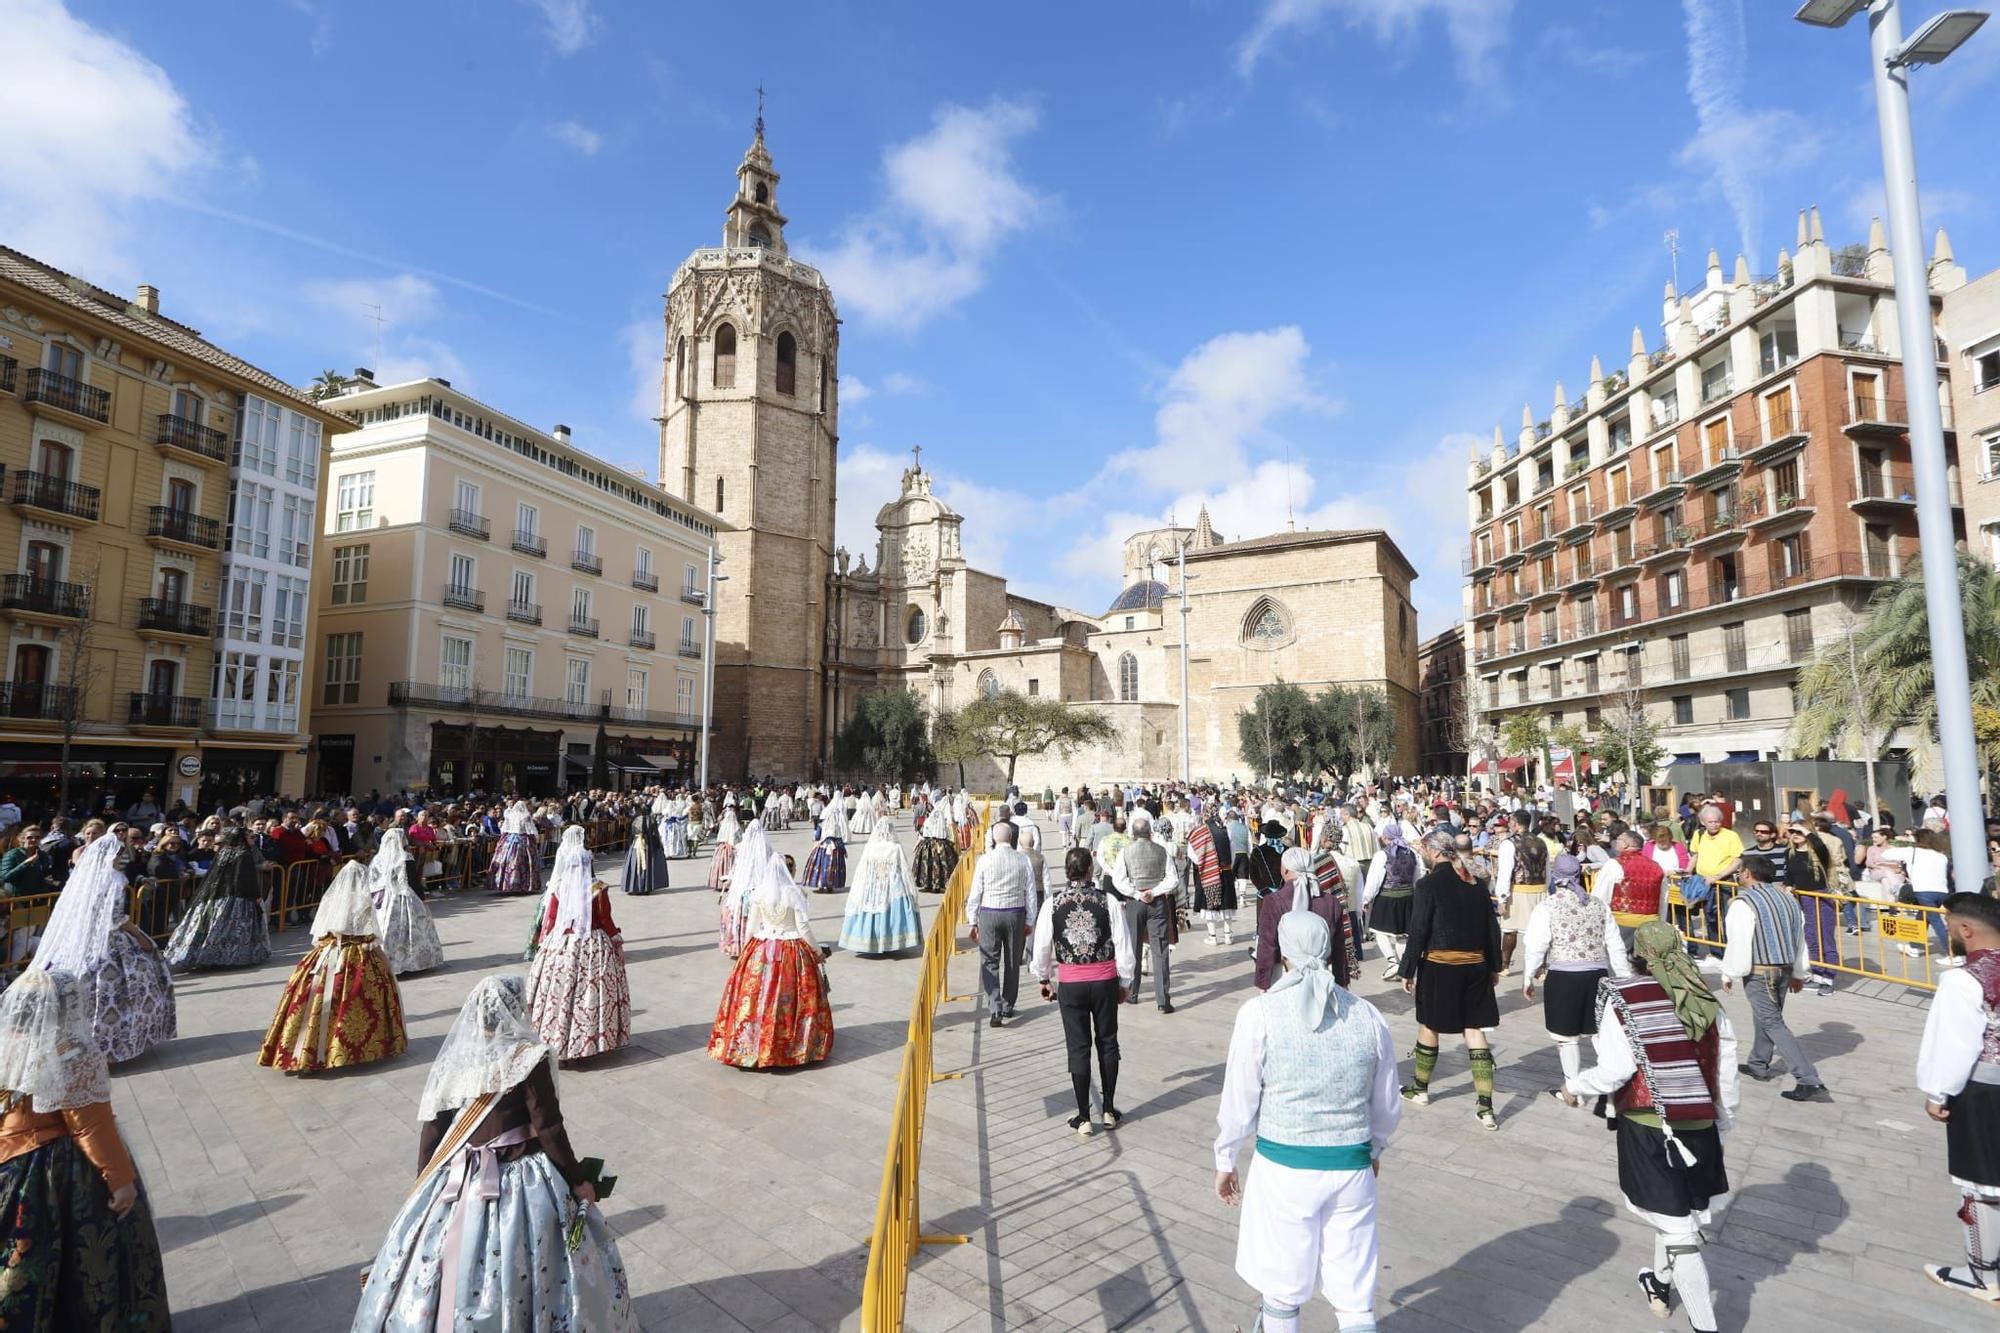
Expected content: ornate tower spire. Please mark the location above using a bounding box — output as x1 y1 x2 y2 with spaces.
724 96 789 255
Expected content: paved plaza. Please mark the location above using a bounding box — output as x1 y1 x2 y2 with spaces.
129 825 1969 1331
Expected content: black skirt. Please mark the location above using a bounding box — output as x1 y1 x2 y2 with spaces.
1372 887 1416 936
1414 958 1499 1034
1542 968 1606 1039
1947 1080 2000 1189
1201 871 1238 912
1616 1117 1729 1217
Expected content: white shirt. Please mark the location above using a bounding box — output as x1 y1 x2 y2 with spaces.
967 844 1039 919
1213 994 1402 1172
1520 893 1632 982
1566 1004 1740 1130
1882 845 1950 896
1720 895 1813 982
1590 857 1623 909
1028 889 1135 987
1917 967 1991 1101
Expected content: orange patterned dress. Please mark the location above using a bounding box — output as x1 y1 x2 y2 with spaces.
709 896 833 1069
257 933 408 1072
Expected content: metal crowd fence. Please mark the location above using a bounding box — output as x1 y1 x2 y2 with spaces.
860 804 989 1332
1662 872 1949 992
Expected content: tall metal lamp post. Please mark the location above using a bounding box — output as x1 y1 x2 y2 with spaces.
1797 0 1990 884
697 547 726 791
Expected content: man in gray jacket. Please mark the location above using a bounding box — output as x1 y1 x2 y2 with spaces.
1114 811 1181 1012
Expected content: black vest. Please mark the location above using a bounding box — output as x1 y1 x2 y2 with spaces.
1051 888 1117 966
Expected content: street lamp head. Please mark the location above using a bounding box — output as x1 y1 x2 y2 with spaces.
1794 0 1869 25
1891 9 1988 64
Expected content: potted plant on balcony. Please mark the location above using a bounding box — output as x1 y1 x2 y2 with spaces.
1738 485 1764 514
1775 491 1797 511
1672 524 1699 544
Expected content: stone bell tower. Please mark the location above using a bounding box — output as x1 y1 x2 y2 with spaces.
659 112 840 780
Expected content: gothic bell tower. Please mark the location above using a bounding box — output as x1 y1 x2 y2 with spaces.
658 113 840 780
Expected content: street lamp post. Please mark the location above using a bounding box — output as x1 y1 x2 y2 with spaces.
697 546 725 791
1177 540 1195 784
1798 0 1990 884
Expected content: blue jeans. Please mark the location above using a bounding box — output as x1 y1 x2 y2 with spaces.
1913 891 1950 954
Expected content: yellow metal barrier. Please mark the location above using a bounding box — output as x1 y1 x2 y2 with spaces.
1666 874 1948 992
860 805 989 1332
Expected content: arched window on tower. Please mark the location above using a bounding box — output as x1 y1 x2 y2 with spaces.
748 223 771 248
977 669 999 700
1118 652 1139 702
714 476 725 514
674 337 686 399
754 181 769 204
713 323 736 389
776 331 797 396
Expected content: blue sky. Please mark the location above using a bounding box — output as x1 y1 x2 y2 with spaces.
8 0 1997 632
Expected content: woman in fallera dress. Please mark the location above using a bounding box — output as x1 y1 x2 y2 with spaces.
620 801 669 896
367 828 445 976
839 818 925 956
164 825 271 970
29 828 176 1064
802 795 849 894
659 791 693 858
720 821 772 958
707 805 741 892
850 788 878 837
709 849 834 1068
0 970 170 1331
352 975 636 1332
258 862 407 1073
486 800 543 897
527 827 631 1062
913 805 960 894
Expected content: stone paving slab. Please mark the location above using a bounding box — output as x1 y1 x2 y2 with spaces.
122 825 1970 1330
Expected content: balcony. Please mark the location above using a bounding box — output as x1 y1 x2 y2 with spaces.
1699 375 1735 406
1851 470 1919 515
21 368 109 424
0 681 77 724
390 680 596 724
10 471 100 523
505 599 542 626
1595 497 1638 528
442 583 486 613
136 597 212 639
448 508 491 540
680 588 706 606
1690 512 1745 548
1560 559 1601 593
1637 470 1686 509
511 529 547 558
0 355 14 394
1524 522 1558 557
632 570 659 593
571 551 603 576
0 575 87 621
1640 535 1691 566
1739 412 1811 465
1555 508 1595 543
1741 488 1815 533
1603 544 1641 578
153 413 229 464
628 628 656 650
1684 448 1743 486
128 693 202 729
568 615 600 639
678 643 701 660
144 505 221 552
1843 396 1910 437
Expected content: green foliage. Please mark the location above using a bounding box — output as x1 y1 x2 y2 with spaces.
1238 681 1316 778
931 707 981 787
833 688 934 780
1239 681 1398 780
1592 701 1665 785
945 690 1117 783
1548 721 1590 757
1499 713 1548 760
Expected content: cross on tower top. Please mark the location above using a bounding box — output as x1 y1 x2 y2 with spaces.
755 83 765 140
910 444 923 471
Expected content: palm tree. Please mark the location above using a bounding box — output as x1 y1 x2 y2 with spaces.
307 368 347 401
1787 552 2000 809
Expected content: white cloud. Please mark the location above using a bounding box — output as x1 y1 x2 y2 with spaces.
547 119 603 156
842 375 874 406
836 444 907 563
805 99 1050 329
373 337 470 393
1112 326 1335 478
1237 0 1516 90
1537 23 1641 74
882 371 928 396
525 0 599 55
302 273 441 327
1678 0 1817 262
0 0 208 280
1839 182 1976 242
300 274 464 390
621 319 661 424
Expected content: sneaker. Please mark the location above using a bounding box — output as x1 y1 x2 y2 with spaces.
1924 1264 2000 1304
1843 926 1861 937
1381 963 1401 982
1903 943 1927 959
1780 1083 1834 1104
1069 1114 1096 1139
1399 1085 1431 1106
1937 955 1965 968
1637 1268 1672 1318
1101 1108 1122 1130
1475 1106 1499 1131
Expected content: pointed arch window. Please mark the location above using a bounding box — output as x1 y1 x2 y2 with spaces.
776 331 797 396
1117 652 1139 702
754 182 769 204
674 337 686 400
977 669 999 699
713 323 736 389
748 223 771 248
1241 596 1294 650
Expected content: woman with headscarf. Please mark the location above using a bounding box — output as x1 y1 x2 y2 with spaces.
527 827 630 1062
1214 911 1401 1333
0 970 171 1328
913 804 960 894
486 800 543 897
259 862 406 1072
1398 830 1504 1130
707 805 741 894
1556 922 1739 1333
164 825 271 971
29 827 176 1064
802 794 849 894
1254 847 1353 991
1522 852 1631 1102
352 975 636 1331
717 820 770 958
620 794 669 895
1360 821 1420 981
708 847 833 1068
369 828 445 976
838 818 923 956
849 786 877 837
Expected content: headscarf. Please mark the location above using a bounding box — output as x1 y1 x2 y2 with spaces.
753 849 812 917
922 806 949 839
1379 821 1408 850
825 797 850 842
715 807 740 846
1281 845 1316 913
864 817 903 865
370 827 414 901
0 970 110 1114
727 822 773 913
547 826 595 939
1548 853 1586 900
1266 911 1343 1027
417 975 550 1122
1632 920 1720 1040
31 832 127 976
311 861 380 938
502 801 534 836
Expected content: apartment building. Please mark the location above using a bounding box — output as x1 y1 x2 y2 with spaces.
1943 263 2000 558
1418 625 1468 777
0 247 349 814
1463 211 1970 775
311 375 720 796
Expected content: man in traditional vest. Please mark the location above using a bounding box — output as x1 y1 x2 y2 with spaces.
1719 856 1830 1103
1361 823 1420 981
1112 811 1179 1012
1490 809 1548 974
1918 891 2000 1305
1558 921 1738 1333
967 820 1038 1028
1524 852 1631 1100
1031 847 1136 1137
1399 830 1504 1130
1215 912 1400 1333
1590 829 1668 951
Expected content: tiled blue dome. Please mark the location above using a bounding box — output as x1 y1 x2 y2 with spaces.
1106 580 1165 614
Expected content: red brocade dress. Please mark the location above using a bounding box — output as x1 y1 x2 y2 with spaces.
258 931 408 1072
709 894 833 1069
528 886 632 1061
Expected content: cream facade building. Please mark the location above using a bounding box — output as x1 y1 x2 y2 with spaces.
311 376 719 796
1943 263 2000 560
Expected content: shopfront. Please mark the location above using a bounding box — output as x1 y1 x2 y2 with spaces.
0 745 175 823
198 749 286 813
428 722 564 797
602 733 696 790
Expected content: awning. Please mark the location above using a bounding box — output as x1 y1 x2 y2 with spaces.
642 753 681 770
1496 757 1528 772
615 755 658 773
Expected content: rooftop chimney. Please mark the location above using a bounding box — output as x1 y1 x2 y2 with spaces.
553 424 572 444
352 367 376 385
135 284 160 315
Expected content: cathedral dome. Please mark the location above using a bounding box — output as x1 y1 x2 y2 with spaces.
1106 580 1165 615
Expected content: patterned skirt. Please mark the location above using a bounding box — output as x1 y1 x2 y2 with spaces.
258 937 407 1072
706 842 735 891
0 1135 170 1332
708 935 833 1068
837 891 924 956
718 901 746 959
621 830 669 895
165 894 270 971
913 838 959 894
487 834 543 896
528 931 631 1061
352 1148 635 1332
802 839 847 892
659 818 691 858
377 886 445 976
90 930 177 1064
